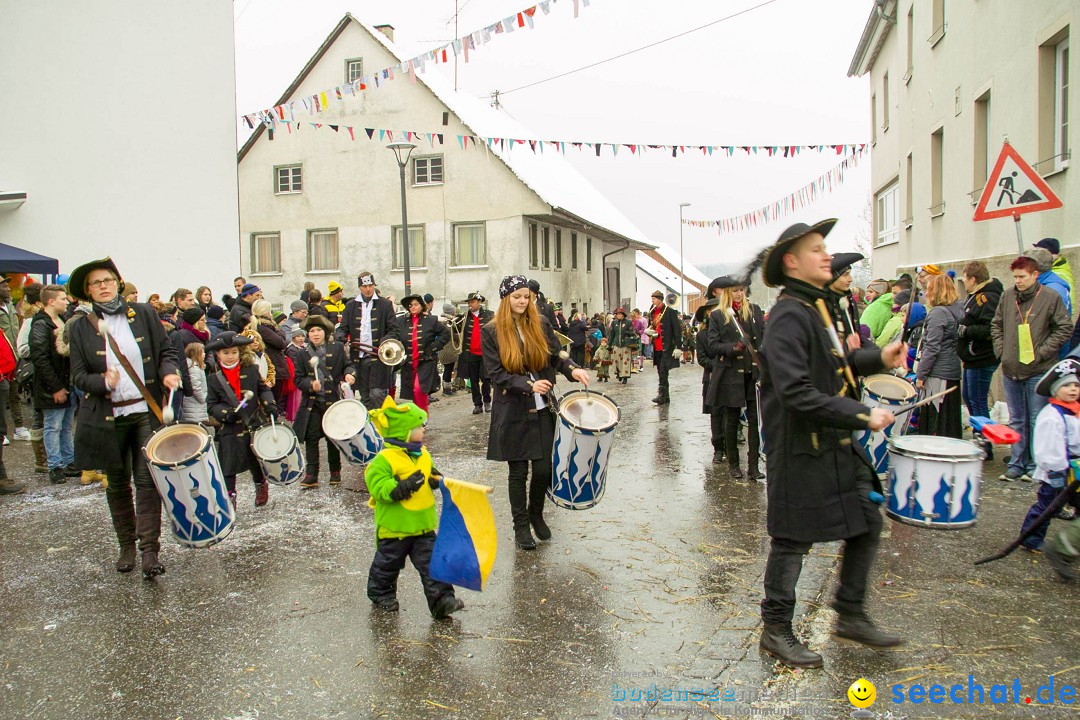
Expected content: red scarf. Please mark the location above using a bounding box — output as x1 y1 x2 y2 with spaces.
181 321 210 342
651 305 663 351
469 312 482 355
1049 398 1080 416
410 314 429 412
222 363 242 403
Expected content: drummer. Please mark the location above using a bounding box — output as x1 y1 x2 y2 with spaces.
482 275 589 550
205 331 278 509
395 293 449 413
294 315 356 487
827 253 870 350
66 257 181 579
335 272 398 409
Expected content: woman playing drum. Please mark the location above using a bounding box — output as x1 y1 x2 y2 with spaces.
482 275 589 550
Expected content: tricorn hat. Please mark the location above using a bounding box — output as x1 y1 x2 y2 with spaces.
400 294 425 310
68 257 125 303
761 218 837 288
829 252 864 282
302 315 335 334
1036 358 1080 397
692 296 721 324
205 331 253 352
466 290 486 303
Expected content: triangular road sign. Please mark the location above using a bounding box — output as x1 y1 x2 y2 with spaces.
973 142 1063 221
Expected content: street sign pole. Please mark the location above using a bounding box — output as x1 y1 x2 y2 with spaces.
1013 214 1023 254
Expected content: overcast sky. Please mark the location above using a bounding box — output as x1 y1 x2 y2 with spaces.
234 0 873 275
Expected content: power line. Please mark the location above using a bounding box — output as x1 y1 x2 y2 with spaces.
498 0 779 96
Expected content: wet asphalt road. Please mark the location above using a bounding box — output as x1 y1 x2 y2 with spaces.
0 365 1077 720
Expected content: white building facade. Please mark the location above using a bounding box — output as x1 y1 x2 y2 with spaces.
849 1 1078 279
0 0 241 294
237 16 651 313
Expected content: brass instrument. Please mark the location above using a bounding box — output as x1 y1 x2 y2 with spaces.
447 314 466 354
554 330 572 347
350 338 406 366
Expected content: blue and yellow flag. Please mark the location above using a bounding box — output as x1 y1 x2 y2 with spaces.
430 478 497 591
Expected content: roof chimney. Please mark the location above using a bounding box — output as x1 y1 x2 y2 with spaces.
374 24 394 42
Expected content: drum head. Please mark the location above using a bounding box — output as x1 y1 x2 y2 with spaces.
146 424 208 465
864 374 916 401
322 399 368 440
888 435 983 460
558 391 619 431
252 425 294 459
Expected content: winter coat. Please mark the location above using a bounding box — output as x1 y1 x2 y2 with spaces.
206 317 226 339
650 305 683 369
992 283 1072 380
1039 270 1073 317
335 295 399 361
916 301 964 382
206 361 276 476
166 327 194 399
182 359 209 423
228 297 254 333
68 302 179 472
859 292 894 344
608 317 637 348
458 308 493 361
291 341 354 440
482 316 579 462
705 305 763 410
759 279 885 543
28 310 70 410
957 278 1003 368
255 320 288 382
877 313 903 348
396 312 449 396
696 324 714 414
567 319 587 349
0 300 19 349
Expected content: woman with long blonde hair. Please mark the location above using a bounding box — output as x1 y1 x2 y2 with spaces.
483 275 590 550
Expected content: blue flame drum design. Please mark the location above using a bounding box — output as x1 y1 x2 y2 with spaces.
854 374 917 476
322 398 384 466
885 435 983 529
143 423 235 548
251 424 305 485
549 390 620 510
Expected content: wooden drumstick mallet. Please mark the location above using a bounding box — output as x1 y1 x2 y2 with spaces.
815 299 858 392
309 356 321 387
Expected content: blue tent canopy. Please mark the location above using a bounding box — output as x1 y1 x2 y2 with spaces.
0 243 59 274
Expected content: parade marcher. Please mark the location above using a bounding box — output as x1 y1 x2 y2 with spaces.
205 305 227 339
395 294 449 413
757 220 906 668
648 291 682 405
322 281 347 325
364 397 464 618
705 277 765 479
29 285 78 484
228 283 262 332
205 331 276 508
958 261 1003 426
992 256 1072 481
681 322 696 364
608 308 635 384
694 297 722 461
458 291 493 415
0 276 29 442
593 338 612 381
296 315 355 487
527 279 558 328
483 275 588 550
915 274 964 438
336 272 397 409
67 257 180 578
439 303 461 396
827 253 871 350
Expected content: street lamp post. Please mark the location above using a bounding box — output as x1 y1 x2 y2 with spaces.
387 141 418 297
678 202 691 315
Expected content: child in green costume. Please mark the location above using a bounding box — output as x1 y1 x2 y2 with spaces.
365 397 464 618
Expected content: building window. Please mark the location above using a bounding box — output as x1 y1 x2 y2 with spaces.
882 72 890 131
542 226 550 268
586 236 593 272
571 232 579 270
973 90 991 192
307 229 338 271
871 94 877 144
904 153 914 227
453 223 486 266
413 155 444 185
1056 38 1070 170
929 0 945 46
905 5 914 81
930 128 945 216
275 165 302 194
875 181 899 247
392 225 426 269
529 223 538 268
251 232 281 274
345 58 364 83
1039 30 1070 171
555 229 563 269
582 302 588 316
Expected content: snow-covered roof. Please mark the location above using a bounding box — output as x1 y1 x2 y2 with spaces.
636 251 700 296
648 243 710 287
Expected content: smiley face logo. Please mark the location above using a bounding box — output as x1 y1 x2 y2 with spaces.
848 678 876 708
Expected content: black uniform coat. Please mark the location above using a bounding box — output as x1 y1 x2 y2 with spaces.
482 316 578 462
759 279 885 543
335 295 399 360
705 305 763 410
68 302 179 472
206 363 276 476
28 310 71 410
459 308 494 378
396 312 450 395
650 304 682 370
291 341 355 440
696 323 714 414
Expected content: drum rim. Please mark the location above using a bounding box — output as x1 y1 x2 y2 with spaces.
555 389 621 432
886 435 984 461
863 374 916 401
321 398 371 441
251 424 297 462
143 421 211 469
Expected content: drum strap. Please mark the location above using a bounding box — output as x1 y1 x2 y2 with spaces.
87 313 164 423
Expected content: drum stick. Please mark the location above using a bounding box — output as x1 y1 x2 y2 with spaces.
309 356 321 386
889 386 957 417
270 412 279 441
162 388 175 425
236 390 255 411
814 299 858 392
725 307 761 367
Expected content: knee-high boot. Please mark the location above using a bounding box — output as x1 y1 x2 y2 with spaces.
527 471 551 541
725 408 743 479
507 469 535 549
31 428 48 474
106 486 137 572
134 486 165 578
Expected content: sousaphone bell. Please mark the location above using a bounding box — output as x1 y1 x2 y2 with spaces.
350 338 406 366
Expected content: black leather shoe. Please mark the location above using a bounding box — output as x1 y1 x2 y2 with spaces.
141 551 166 580
432 595 465 619
483 402 491 413
759 623 823 668
514 523 537 550
63 464 81 478
834 613 903 647
730 466 744 480
712 451 725 463
372 596 400 612
49 468 67 484
472 405 483 415
652 396 670 405
530 514 551 541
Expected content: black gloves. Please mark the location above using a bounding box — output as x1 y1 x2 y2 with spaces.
429 474 442 489
957 324 967 338
389 470 426 502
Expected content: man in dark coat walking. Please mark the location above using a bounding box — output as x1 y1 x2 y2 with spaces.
757 220 907 668
335 272 398 409
457 291 494 414
647 290 681 404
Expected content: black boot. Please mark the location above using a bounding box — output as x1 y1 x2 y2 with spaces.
508 473 536 550
432 594 465 619
106 487 137 572
759 623 823 668
528 474 551 541
730 464 744 480
834 612 902 648
712 450 724 464
135 486 165 579
748 457 766 482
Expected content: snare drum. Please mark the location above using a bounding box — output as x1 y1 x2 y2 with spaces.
143 423 234 548
549 390 620 510
854 374 916 475
322 398 384 466
886 435 982 529
251 424 305 485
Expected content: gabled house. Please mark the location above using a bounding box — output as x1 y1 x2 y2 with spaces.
238 14 654 312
